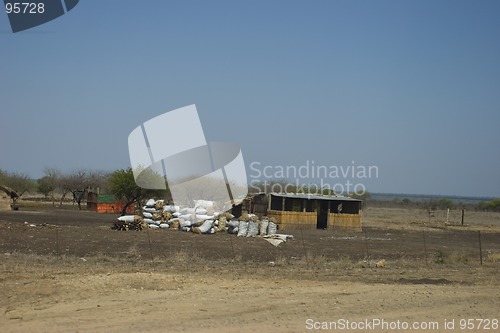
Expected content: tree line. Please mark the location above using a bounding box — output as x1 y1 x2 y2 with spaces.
1 168 499 213
0 168 167 215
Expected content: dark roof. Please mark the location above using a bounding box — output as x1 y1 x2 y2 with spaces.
270 193 361 202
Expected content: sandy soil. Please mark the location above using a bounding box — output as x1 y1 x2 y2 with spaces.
0 206 499 332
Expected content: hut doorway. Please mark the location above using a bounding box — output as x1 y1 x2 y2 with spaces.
317 201 328 229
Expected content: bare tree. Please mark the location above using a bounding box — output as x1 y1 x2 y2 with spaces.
58 169 111 210
38 168 62 205
0 169 36 204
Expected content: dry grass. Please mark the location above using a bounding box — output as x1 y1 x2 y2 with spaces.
448 251 471 263
363 207 500 232
487 251 500 263
1 248 498 291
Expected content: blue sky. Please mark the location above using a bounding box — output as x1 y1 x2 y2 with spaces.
0 0 499 197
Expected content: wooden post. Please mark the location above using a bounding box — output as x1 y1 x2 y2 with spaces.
229 232 236 263
446 208 450 224
146 227 153 262
478 231 483 265
300 229 309 268
56 229 59 258
364 229 369 258
423 230 428 265
461 208 465 226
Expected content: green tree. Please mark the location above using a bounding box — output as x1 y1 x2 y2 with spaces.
478 199 500 212
108 168 167 216
401 198 411 205
437 198 454 210
37 176 55 198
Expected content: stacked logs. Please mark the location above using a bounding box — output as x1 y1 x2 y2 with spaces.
112 215 145 231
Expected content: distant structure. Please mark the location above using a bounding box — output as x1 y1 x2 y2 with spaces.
0 191 10 210
232 193 362 232
88 194 135 214
0 185 19 210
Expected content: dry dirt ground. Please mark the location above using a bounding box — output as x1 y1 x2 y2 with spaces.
0 205 499 332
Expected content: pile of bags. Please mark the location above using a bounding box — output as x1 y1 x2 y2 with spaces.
227 214 278 237
113 199 278 236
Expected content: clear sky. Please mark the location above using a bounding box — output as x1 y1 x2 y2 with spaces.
1 0 499 197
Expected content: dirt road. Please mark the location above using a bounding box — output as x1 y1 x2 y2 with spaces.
0 206 499 332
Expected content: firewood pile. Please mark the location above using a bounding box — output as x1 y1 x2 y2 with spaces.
112 215 145 231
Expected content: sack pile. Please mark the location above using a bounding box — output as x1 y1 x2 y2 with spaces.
113 199 278 236
229 215 278 237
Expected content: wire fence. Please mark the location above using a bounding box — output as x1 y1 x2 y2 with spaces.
2 220 499 267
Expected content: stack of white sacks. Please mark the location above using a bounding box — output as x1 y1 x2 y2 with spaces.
227 214 278 237
116 199 278 236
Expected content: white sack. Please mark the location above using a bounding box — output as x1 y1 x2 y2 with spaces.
179 214 193 221
180 207 195 214
163 205 180 213
194 200 214 209
247 221 259 237
227 219 239 228
259 220 269 236
237 221 249 237
196 214 214 221
195 208 208 215
268 221 278 235
179 219 192 228
117 215 135 223
198 220 213 233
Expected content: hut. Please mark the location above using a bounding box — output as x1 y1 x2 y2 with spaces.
0 185 18 210
268 193 362 231
234 193 362 232
0 192 10 210
93 194 135 214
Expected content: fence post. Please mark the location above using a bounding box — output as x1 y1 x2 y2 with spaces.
423 230 428 265
461 208 465 226
478 231 483 265
55 228 60 258
146 227 153 262
364 229 369 258
300 229 309 268
229 232 236 263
